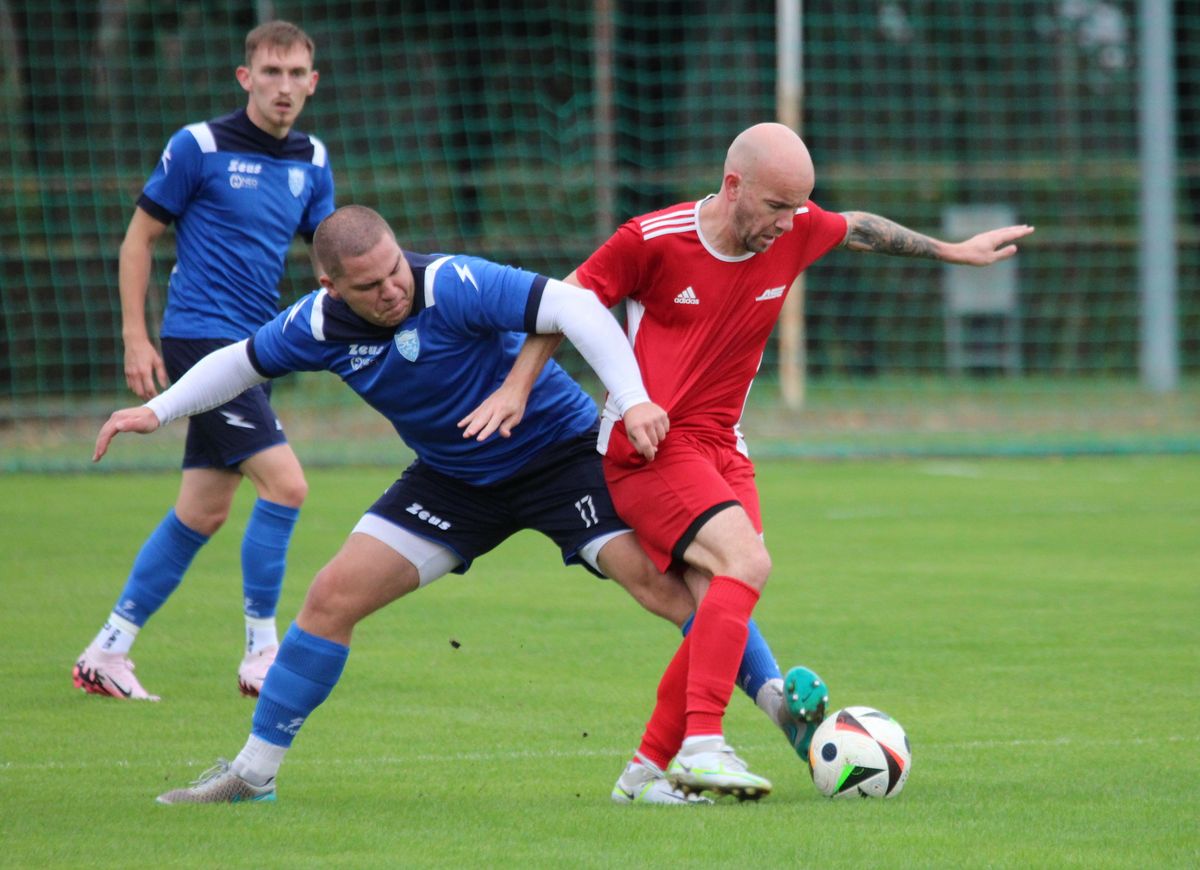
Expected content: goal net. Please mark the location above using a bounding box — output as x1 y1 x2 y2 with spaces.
2 1 1196 470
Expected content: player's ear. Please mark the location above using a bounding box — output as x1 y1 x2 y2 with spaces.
724 172 742 201
235 65 252 92
318 275 338 296
307 70 319 94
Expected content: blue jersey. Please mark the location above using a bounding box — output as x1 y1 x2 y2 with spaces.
138 109 336 341
247 253 600 485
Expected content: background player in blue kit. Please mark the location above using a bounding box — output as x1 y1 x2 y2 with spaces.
93 205 821 805
73 21 336 702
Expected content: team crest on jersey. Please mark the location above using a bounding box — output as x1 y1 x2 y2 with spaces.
288 167 306 197
395 329 420 361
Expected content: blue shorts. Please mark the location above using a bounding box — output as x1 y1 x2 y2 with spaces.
162 337 289 471
365 428 628 577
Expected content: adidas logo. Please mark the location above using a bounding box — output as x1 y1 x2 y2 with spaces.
674 287 699 305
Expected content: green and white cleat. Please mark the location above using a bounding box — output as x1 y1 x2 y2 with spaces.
611 756 712 805
156 759 276 805
666 739 772 801
782 665 829 757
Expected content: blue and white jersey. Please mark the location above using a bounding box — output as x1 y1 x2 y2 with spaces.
247 253 600 485
138 108 336 341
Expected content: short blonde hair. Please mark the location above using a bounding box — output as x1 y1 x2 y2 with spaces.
314 206 394 279
244 20 315 66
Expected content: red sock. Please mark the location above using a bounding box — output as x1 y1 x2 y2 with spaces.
684 575 760 739
634 634 691 770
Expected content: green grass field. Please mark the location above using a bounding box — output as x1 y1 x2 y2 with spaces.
2 456 1198 868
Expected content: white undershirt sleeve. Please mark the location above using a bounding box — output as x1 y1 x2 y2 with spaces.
534 278 650 415
144 340 269 425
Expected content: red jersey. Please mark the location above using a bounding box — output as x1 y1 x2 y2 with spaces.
576 196 847 454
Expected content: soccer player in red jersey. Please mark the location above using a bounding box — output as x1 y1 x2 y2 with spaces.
465 122 1034 799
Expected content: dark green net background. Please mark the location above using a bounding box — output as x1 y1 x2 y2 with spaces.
2 1 1196 469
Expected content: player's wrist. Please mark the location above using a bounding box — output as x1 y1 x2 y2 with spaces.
121 327 152 344
612 390 653 417
142 399 169 426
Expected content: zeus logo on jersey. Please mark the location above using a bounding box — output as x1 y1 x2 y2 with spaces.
405 502 452 530
349 343 386 371
228 158 262 190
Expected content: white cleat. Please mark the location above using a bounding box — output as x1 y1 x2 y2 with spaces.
72 647 160 701
611 756 712 805
156 759 276 805
666 739 772 801
237 645 278 698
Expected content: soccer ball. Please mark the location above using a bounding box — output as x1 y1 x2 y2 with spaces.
808 706 912 798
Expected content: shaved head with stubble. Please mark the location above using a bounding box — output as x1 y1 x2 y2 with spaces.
703 123 817 256
314 205 395 280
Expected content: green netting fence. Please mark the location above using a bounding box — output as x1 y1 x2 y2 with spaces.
2 1 1197 470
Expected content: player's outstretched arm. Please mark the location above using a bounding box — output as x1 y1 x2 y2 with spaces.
93 407 161 462
94 341 268 464
458 333 563 441
841 211 1034 266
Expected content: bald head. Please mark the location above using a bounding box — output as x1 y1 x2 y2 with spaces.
314 205 395 279
724 123 814 193
702 124 817 255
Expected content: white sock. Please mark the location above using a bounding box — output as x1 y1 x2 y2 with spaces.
232 734 287 787
755 677 787 728
681 734 724 751
91 612 140 656
245 616 278 655
633 752 663 774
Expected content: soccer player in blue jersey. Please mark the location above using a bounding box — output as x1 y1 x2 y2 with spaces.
93 205 821 805
73 21 336 702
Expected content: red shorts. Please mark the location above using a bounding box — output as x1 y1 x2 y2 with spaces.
602 425 761 572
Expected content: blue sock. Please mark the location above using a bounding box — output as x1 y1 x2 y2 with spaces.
241 499 300 618
112 509 209 626
681 613 781 701
252 623 349 748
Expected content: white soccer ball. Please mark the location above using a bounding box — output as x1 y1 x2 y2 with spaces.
808 706 912 798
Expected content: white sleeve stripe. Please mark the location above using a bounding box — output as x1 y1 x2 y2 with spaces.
184 122 216 153
639 208 694 231
309 289 328 340
643 224 697 241
423 255 453 308
309 135 327 167
795 206 810 214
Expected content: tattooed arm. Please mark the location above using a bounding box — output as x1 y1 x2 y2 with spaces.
841 211 1034 266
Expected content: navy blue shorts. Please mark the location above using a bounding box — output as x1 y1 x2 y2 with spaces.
366 428 628 577
162 337 289 471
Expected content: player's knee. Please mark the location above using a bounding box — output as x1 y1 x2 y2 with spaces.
630 572 694 626
299 566 360 631
260 470 308 508
725 544 771 591
274 473 308 508
177 505 230 537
